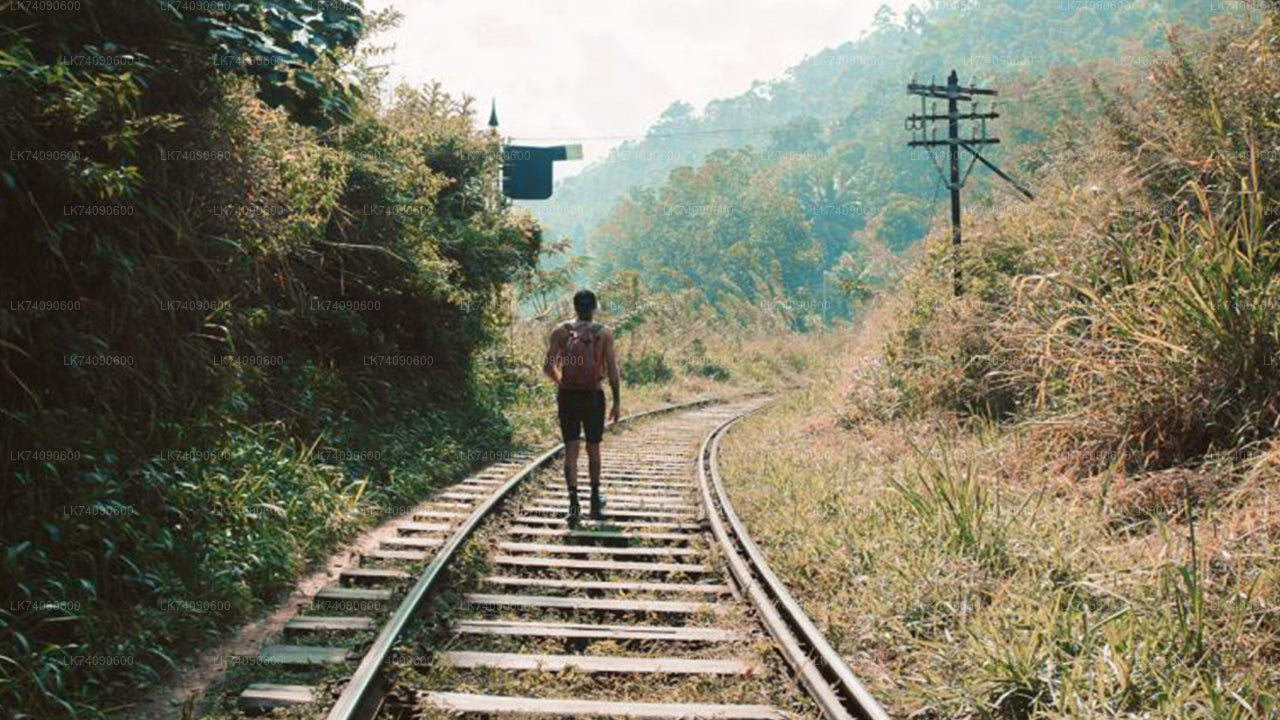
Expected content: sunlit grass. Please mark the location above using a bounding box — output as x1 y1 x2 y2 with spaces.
716 19 1280 717
720 389 1280 718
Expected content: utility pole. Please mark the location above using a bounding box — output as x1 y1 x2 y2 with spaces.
907 70 1033 296
946 77 962 296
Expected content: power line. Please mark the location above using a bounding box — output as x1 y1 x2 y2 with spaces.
508 122 837 143
508 89 1072 144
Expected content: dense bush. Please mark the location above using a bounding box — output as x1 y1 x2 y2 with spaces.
0 2 538 715
683 359 731 382
679 339 730 381
877 16 1280 472
623 351 674 386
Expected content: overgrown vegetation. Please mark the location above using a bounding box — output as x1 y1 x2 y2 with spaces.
877 16 1280 471
724 390 1280 718
720 12 1280 719
0 3 539 716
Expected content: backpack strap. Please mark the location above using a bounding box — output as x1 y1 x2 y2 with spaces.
567 320 601 337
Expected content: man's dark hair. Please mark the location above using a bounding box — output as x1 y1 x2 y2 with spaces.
573 289 598 314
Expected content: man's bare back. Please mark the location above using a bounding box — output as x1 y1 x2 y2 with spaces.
542 290 621 522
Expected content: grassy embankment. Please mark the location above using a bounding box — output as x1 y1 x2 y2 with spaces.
720 16 1280 720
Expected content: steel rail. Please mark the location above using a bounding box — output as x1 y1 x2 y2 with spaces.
696 409 892 720
324 397 723 720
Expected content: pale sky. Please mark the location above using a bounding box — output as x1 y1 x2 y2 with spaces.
365 0 912 175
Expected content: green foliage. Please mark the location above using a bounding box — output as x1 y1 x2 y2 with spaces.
888 443 1033 573
682 359 731 382
175 0 365 127
541 0 1253 319
0 5 539 716
678 339 731 381
591 148 824 309
622 351 674 386
875 197 931 253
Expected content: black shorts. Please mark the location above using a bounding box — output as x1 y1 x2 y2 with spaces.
557 389 605 444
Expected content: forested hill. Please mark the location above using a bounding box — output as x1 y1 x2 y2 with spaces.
531 0 1243 293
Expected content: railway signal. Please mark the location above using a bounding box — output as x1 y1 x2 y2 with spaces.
501 143 583 200
487 100 583 200
907 70 1033 295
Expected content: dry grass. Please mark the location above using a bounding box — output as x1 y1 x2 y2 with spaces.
720 372 1280 718
873 17 1280 473
714 17 1280 719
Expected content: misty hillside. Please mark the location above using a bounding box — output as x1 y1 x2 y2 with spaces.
530 0 1240 284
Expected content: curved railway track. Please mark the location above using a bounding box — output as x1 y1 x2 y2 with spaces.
231 397 888 720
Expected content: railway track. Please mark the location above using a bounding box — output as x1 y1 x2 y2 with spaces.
231 397 888 720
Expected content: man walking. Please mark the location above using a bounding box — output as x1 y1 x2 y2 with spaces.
543 289 621 523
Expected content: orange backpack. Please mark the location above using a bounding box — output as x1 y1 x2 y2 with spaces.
560 322 601 390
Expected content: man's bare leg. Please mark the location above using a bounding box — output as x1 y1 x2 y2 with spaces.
585 441 605 518
564 440 581 522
